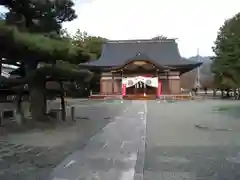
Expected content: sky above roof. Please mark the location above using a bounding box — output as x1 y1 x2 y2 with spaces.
64 0 240 58
0 0 239 58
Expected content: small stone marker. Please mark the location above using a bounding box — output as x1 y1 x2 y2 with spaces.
70 106 75 121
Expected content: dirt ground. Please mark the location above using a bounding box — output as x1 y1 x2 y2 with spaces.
0 120 112 180
0 100 117 180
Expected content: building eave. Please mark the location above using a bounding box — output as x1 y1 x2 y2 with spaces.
172 62 203 74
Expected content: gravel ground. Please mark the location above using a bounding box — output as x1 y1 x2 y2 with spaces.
144 100 240 180
0 100 126 180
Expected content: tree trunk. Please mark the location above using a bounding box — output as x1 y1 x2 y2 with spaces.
29 77 48 122
15 93 24 125
226 90 230 97
234 89 237 99
213 89 216 97
59 81 66 121
221 90 224 97
204 88 207 95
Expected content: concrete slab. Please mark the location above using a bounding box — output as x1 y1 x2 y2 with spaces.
49 101 147 180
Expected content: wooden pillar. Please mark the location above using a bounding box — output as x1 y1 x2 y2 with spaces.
164 69 170 94
120 70 123 95
166 71 169 94
111 73 114 94
134 83 137 95
156 69 159 97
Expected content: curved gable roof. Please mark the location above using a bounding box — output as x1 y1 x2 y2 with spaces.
80 39 202 69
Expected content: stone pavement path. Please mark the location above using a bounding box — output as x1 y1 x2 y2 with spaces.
49 101 147 180
0 100 125 180
144 100 240 180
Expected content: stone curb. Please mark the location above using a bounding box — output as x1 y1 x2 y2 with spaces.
134 121 146 180
134 136 146 180
195 124 233 131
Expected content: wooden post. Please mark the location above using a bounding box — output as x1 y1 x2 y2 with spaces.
71 106 75 121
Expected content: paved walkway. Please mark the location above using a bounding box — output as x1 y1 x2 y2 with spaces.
144 100 240 180
49 99 240 180
49 101 147 180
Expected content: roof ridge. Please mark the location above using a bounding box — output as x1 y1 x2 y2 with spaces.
107 38 177 44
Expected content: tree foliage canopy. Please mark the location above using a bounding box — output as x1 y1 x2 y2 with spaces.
0 0 106 81
1 0 77 34
0 21 91 65
0 0 99 122
152 35 168 40
73 29 107 59
212 12 240 89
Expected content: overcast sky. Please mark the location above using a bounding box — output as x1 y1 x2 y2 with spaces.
1 0 240 58
64 0 240 58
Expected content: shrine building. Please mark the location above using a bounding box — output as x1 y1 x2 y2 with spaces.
79 39 202 99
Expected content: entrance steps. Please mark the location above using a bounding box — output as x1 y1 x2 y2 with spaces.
89 94 193 100
123 94 156 100
159 94 193 101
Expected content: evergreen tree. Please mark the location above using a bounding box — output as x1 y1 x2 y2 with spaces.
212 13 240 90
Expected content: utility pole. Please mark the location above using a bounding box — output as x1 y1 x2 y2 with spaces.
194 48 201 93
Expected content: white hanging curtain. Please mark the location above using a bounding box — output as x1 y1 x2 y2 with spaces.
144 77 158 87
122 76 158 88
122 77 139 88
136 82 139 88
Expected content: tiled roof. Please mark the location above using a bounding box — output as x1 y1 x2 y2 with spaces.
80 39 201 68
